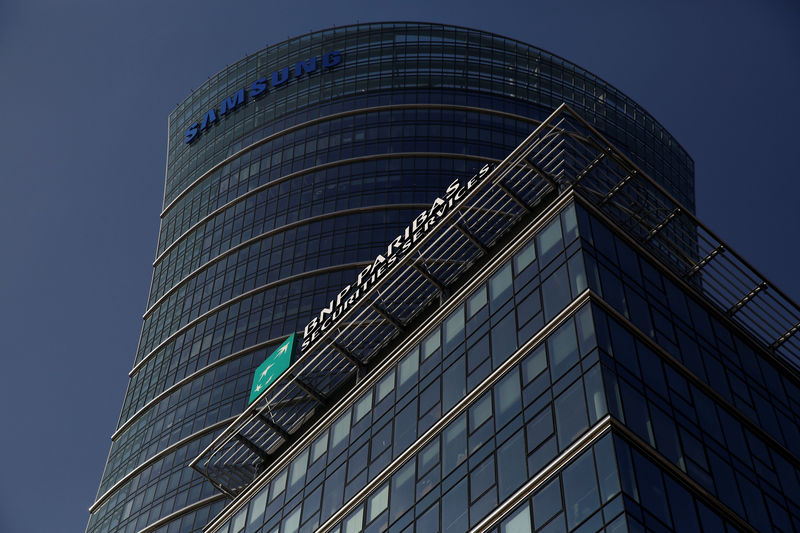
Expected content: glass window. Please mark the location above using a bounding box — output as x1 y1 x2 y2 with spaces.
288 449 308 492
532 478 562 529
492 311 518 366
593 435 619 502
470 392 492 430
415 502 439 533
443 414 467 474
554 380 589 449
633 450 671 526
231 506 247 533
502 503 532 533
536 217 563 267
443 478 468 532
548 321 579 382
467 286 488 318
490 263 513 306
469 455 496 501
665 477 702 533
390 459 416 521
322 465 346 518
514 239 536 275
269 469 287 501
423 329 441 360
541 264 571 322
561 204 578 243
343 506 363 533
331 410 352 452
562 450 600 529
495 368 521 428
376 370 395 402
367 484 388 522
444 305 465 355
247 487 268 528
281 506 301 533
522 345 547 384
354 394 372 423
443 357 466 412
497 430 527 499
310 430 328 463
397 347 419 393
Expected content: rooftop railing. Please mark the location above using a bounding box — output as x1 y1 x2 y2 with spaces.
191 103 800 498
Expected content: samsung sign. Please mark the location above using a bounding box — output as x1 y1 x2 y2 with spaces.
301 163 495 351
185 50 342 144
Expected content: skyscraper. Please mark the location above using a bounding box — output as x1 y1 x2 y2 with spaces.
88 23 799 533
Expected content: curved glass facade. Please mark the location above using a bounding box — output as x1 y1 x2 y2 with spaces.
88 22 695 533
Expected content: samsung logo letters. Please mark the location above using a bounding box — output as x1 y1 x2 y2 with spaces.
185 50 342 144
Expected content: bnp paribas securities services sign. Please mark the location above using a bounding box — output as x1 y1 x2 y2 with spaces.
248 333 297 405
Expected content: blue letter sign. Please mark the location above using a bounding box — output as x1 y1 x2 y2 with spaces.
185 50 342 144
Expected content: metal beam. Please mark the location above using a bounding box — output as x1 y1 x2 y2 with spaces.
234 434 269 462
685 245 725 279
372 302 406 333
256 413 291 441
292 376 330 407
455 222 489 254
645 208 681 243
728 282 768 316
331 340 367 373
772 321 800 350
494 181 532 213
522 158 560 191
599 171 635 205
413 263 449 297
573 151 607 185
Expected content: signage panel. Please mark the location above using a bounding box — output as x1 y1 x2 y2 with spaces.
248 333 296 405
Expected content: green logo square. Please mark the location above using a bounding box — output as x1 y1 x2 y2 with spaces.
248 333 296 405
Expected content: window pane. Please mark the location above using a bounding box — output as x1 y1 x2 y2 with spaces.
443 414 467 474
532 478 562 529
398 347 419 391
548 321 579 381
541 265 571 322
467 286 488 318
367 484 388 522
343 506 363 533
490 263 513 306
562 450 600 529
390 459 416 521
444 305 465 354
491 311 518 366
502 502 532 533
537 217 563 266
554 380 589 449
514 240 536 275
497 430 527 499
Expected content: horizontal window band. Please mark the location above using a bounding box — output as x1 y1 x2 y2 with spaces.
155 149 497 268
145 203 430 318
130 261 370 376
160 103 542 219
90 417 235 514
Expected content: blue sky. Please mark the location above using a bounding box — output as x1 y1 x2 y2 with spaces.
0 1 798 531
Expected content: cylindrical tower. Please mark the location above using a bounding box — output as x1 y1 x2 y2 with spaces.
88 22 693 533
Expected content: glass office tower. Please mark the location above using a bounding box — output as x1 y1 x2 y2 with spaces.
88 23 799 533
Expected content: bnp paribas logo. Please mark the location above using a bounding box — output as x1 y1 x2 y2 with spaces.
248 333 296 405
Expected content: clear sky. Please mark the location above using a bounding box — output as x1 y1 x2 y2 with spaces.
0 1 798 531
